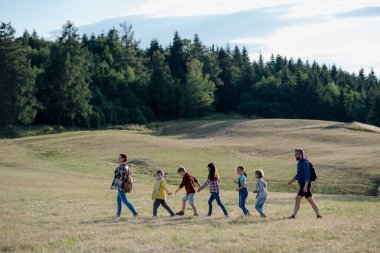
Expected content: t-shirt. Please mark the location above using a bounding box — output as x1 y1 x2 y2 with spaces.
238 175 247 188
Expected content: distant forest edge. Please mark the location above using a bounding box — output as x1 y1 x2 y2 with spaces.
1 21 380 133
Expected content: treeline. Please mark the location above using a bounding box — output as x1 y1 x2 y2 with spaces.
1 21 380 129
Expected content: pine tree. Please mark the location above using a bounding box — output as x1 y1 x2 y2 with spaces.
40 21 92 125
368 95 380 126
181 59 216 117
149 51 176 119
0 22 39 126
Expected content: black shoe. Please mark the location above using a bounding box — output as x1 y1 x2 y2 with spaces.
176 211 184 216
288 215 296 219
170 213 175 217
317 215 322 219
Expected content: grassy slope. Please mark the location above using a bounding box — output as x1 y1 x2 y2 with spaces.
0 119 379 252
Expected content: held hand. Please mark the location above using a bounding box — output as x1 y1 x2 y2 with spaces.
197 188 201 192
253 190 257 193
174 190 178 195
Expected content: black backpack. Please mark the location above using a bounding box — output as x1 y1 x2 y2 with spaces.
308 161 317 181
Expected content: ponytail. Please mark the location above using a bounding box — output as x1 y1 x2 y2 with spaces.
237 165 247 178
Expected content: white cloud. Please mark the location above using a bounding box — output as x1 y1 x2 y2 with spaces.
123 0 303 17
232 16 380 74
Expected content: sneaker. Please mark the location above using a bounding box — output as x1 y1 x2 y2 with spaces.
176 211 185 216
193 213 199 216
288 215 296 219
116 216 121 221
317 215 322 219
133 214 139 218
225 214 229 218
170 213 175 217
260 215 267 218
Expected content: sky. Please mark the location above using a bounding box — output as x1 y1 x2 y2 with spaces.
1 0 380 75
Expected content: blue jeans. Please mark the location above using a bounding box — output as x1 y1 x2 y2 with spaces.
255 197 267 217
117 188 138 217
208 192 228 216
239 189 249 215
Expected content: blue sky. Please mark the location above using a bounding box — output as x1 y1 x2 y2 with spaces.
1 0 380 75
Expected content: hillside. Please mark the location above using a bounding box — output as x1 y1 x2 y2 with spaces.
1 119 380 252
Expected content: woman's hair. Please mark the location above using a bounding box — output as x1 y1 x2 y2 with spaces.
207 162 220 180
237 165 247 177
255 169 264 178
120 153 128 162
156 169 164 176
177 166 186 173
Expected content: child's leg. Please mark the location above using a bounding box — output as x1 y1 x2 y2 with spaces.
116 190 122 217
239 191 249 215
119 190 138 216
189 194 198 215
207 193 216 216
161 200 175 215
214 193 228 216
153 199 161 216
255 198 266 216
181 195 187 212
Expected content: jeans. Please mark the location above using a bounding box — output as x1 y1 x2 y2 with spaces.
153 199 174 216
239 189 250 215
117 188 138 217
255 197 267 217
208 192 228 216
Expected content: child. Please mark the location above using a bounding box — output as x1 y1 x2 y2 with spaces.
152 170 175 217
174 166 201 216
198 163 229 217
235 165 250 216
253 169 268 218
112 153 138 219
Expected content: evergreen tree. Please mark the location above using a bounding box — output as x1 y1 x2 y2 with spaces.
149 51 176 119
0 22 39 126
40 21 92 125
181 59 215 117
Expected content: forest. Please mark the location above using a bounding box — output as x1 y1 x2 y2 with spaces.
1 21 379 129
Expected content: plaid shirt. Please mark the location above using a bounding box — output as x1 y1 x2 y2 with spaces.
179 172 199 195
114 163 129 181
201 178 220 193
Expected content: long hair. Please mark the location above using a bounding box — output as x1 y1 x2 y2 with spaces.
237 165 247 177
207 162 220 180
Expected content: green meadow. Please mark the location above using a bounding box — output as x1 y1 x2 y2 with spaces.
1 119 379 252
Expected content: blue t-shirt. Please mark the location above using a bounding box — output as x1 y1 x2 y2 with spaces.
238 175 247 188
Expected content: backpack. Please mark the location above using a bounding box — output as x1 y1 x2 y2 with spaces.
308 161 317 181
122 166 133 193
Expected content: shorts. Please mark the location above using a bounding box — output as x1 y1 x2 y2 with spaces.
297 182 312 198
182 193 195 205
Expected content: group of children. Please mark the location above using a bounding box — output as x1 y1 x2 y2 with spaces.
114 152 268 218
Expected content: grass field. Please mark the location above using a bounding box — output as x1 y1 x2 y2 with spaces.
0 119 379 252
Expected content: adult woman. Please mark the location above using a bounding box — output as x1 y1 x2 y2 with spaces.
112 154 138 219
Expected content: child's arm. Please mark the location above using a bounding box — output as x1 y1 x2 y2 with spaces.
194 177 202 190
162 181 172 195
152 183 156 200
237 180 246 191
198 178 209 192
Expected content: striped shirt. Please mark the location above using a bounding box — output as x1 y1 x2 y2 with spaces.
201 178 220 193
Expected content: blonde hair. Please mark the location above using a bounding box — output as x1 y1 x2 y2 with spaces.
255 169 264 178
